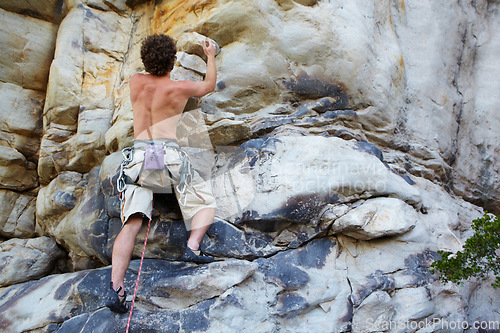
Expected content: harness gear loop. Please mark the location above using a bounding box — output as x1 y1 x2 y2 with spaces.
175 149 195 206
117 147 133 196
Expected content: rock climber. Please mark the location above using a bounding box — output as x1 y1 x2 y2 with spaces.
105 34 218 313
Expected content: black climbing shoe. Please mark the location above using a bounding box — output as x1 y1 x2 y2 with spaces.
182 247 215 264
105 282 129 314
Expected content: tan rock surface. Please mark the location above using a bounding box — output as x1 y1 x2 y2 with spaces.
0 82 44 161
0 0 64 22
0 146 38 191
0 8 58 91
38 4 132 184
0 190 36 238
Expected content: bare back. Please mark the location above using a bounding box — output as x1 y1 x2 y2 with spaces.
130 74 192 140
130 40 217 140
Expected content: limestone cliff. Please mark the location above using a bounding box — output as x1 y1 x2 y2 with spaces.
0 0 499 332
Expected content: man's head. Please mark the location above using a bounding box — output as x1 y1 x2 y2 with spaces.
140 34 177 76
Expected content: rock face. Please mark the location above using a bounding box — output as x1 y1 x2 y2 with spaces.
0 237 64 287
1 0 499 332
328 197 418 240
0 190 36 238
38 4 132 185
0 8 58 91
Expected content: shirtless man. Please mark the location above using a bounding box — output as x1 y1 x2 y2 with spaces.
105 34 218 313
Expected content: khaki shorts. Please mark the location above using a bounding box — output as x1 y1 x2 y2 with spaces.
120 139 217 227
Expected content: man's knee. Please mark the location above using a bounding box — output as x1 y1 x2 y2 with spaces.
123 213 145 235
198 207 216 216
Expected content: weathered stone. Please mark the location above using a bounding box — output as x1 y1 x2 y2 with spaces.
36 171 84 226
390 287 435 324
177 51 207 75
0 82 44 161
125 0 150 10
378 1 460 155
39 4 133 184
137 259 257 311
114 4 155 79
81 9 131 61
450 2 500 214
201 41 288 115
66 0 130 13
0 146 38 191
0 8 58 91
329 198 418 240
352 291 394 333
202 218 280 259
212 135 421 228
293 0 319 6
208 119 251 146
37 167 111 269
0 190 36 238
464 278 500 332
176 31 219 59
0 237 64 287
0 258 256 332
0 0 64 22
104 82 135 153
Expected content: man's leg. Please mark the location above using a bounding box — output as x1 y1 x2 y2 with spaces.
111 213 144 292
186 207 215 251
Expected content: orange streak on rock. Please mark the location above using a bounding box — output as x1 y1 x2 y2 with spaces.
152 0 218 37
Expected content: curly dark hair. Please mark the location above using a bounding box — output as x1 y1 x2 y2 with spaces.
140 34 177 76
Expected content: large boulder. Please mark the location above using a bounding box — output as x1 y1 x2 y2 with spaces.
328 197 418 240
35 133 423 267
212 135 421 226
0 229 489 333
0 237 64 287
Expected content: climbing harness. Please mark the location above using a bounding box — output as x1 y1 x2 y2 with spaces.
117 141 198 206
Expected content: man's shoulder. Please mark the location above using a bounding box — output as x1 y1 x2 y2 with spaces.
130 73 146 88
130 72 148 81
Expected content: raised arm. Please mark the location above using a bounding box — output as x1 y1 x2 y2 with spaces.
182 39 217 98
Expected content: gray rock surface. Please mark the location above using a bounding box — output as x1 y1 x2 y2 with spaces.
0 237 64 287
329 197 418 240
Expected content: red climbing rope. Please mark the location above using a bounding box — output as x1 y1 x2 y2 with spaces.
126 217 152 333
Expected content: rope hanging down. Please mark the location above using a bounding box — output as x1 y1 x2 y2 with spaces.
126 217 151 333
